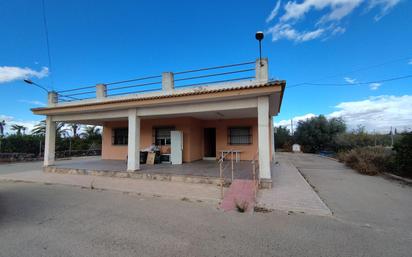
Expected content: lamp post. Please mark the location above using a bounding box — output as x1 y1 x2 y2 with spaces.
23 79 50 93
255 31 264 66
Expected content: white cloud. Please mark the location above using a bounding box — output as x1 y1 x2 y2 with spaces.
266 1 282 23
266 0 401 42
368 0 401 21
275 95 412 133
18 99 46 107
369 82 381 90
344 77 357 84
0 114 40 135
0 66 49 84
267 24 325 42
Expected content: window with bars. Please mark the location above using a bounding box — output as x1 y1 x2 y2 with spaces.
153 127 174 146
112 128 128 145
228 127 252 145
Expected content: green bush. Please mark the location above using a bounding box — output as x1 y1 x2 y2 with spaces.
0 135 43 155
393 133 412 178
338 146 393 176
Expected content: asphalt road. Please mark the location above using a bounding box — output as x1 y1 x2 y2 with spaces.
1 155 411 257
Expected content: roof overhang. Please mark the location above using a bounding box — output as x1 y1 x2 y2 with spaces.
32 80 286 116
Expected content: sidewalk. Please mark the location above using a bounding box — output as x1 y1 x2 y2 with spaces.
257 153 332 216
0 168 222 203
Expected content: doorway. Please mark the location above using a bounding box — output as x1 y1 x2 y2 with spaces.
203 128 216 158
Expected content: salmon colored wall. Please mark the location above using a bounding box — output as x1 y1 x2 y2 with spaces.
102 117 259 162
102 120 128 160
202 118 258 161
102 117 204 162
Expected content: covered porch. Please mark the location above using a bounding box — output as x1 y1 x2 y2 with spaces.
47 157 255 185
42 94 277 183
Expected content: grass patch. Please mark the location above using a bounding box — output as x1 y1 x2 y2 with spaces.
234 200 249 213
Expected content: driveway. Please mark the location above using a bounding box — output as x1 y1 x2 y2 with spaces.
284 152 412 234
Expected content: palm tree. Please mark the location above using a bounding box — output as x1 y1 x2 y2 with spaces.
10 124 27 136
81 126 101 139
68 123 81 138
31 120 69 138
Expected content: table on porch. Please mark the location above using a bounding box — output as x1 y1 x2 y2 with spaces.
218 150 242 163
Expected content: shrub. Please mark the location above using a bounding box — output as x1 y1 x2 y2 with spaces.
393 133 412 178
338 146 393 176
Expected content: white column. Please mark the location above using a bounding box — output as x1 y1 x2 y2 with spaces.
255 58 269 82
270 116 275 162
127 109 140 171
96 84 107 99
258 96 271 179
162 72 174 91
47 91 58 106
44 116 56 166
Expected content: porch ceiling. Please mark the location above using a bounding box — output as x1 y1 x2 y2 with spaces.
56 108 258 125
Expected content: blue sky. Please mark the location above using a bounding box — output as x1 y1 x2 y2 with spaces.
0 0 411 133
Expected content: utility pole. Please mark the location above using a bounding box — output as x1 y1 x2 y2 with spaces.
290 119 294 135
390 126 394 147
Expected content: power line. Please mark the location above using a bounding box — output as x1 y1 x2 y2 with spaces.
41 0 54 90
288 74 412 89
289 55 412 87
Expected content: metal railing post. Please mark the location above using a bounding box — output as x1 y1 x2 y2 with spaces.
231 151 234 182
219 161 224 199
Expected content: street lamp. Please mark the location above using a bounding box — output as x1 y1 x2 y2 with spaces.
23 79 50 93
255 31 264 66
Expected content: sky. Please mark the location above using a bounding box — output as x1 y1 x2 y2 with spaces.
0 0 411 134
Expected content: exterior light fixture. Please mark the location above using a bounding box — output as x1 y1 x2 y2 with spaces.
23 79 49 93
255 31 264 66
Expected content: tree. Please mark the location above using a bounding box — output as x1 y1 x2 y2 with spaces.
68 123 81 138
294 115 346 153
81 126 101 140
10 124 27 136
31 120 69 138
274 126 292 149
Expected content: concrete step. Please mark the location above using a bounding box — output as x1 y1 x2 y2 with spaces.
220 179 256 212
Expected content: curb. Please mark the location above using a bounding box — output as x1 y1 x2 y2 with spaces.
382 172 412 185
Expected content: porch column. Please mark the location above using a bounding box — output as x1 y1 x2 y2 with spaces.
127 109 140 171
44 116 56 166
270 115 275 162
258 96 271 180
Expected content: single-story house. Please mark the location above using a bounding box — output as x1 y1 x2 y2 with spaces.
32 59 285 186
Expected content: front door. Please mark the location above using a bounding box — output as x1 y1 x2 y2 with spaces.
204 128 216 158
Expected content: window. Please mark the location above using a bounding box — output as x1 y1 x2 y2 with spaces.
154 127 174 145
112 128 128 145
228 127 252 145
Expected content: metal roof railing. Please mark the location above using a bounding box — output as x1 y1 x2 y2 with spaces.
53 60 258 103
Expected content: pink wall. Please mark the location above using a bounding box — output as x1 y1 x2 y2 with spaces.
102 117 259 162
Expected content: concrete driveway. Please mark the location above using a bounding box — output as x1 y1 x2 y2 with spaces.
284 152 412 234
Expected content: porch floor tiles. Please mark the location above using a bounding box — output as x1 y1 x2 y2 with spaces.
52 157 254 180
